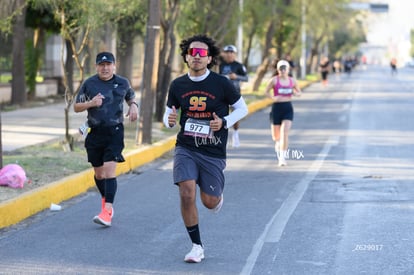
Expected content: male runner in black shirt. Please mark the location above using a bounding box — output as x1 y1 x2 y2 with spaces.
74 52 138 227
163 35 248 263
219 45 248 147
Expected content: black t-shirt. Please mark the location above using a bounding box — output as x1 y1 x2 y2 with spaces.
166 71 241 158
76 74 136 127
219 61 248 92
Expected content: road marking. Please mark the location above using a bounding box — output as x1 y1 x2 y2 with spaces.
240 136 339 275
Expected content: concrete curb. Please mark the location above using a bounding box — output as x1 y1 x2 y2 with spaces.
0 136 177 229
0 80 312 229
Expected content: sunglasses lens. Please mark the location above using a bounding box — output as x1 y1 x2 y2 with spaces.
279 65 287 71
188 48 208 57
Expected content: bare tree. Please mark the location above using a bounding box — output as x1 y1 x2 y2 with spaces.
60 14 90 150
34 0 127 150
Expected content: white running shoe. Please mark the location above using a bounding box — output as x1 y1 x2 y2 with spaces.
278 158 287 166
232 131 240 148
210 194 224 213
184 243 205 263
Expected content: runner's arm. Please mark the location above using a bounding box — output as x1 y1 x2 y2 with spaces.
224 97 248 128
163 106 175 128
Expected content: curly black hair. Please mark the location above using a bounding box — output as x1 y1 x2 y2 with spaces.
179 34 221 69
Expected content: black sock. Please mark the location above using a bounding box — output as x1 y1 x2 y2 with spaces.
94 177 105 197
104 178 117 203
186 224 202 246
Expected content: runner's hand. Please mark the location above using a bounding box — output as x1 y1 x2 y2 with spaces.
210 112 223 131
168 106 177 127
126 103 138 122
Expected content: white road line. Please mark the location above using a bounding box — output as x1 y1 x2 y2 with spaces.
240 136 339 275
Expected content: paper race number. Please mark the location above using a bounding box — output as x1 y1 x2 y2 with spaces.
278 88 293 95
184 118 211 138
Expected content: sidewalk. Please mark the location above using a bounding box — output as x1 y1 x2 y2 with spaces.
2 101 86 152
0 80 311 229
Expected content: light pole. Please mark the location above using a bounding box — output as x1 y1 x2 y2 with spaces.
300 0 307 79
237 0 243 62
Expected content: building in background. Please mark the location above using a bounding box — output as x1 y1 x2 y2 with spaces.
358 0 413 65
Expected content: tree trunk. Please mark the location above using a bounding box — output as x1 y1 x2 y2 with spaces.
64 106 73 151
155 0 179 122
137 0 160 144
65 39 74 95
243 20 257 68
308 46 318 74
252 57 271 92
275 18 284 59
116 19 135 82
155 31 176 122
252 20 275 91
308 34 323 74
11 0 27 106
155 29 169 122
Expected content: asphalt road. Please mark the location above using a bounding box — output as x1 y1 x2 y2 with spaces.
0 65 413 275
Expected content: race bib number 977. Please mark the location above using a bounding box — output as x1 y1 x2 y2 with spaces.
184 118 211 138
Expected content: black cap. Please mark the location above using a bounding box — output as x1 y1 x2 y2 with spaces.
96 52 115 64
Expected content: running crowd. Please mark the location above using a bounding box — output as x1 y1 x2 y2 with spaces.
76 34 305 264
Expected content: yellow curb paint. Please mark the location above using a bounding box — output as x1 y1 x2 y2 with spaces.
0 169 94 228
0 136 178 229
0 80 312 229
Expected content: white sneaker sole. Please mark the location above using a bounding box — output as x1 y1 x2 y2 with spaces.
184 255 204 263
184 244 205 263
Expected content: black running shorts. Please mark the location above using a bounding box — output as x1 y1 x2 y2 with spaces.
85 123 125 167
270 102 294 125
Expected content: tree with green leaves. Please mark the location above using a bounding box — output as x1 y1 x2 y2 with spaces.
154 0 241 124
249 0 289 91
31 0 118 150
305 0 364 73
28 0 149 149
155 0 180 123
0 0 27 167
114 0 147 81
25 1 60 98
176 0 239 47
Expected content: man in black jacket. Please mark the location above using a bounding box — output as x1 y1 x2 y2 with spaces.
219 45 248 147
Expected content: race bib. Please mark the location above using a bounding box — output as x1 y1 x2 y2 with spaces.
278 88 293 95
184 118 211 138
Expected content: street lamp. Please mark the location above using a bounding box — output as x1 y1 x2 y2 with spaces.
237 0 243 62
300 0 306 79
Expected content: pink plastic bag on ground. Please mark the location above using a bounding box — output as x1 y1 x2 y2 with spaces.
0 164 27 189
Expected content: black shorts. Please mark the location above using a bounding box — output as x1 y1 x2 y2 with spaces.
270 102 294 125
85 123 125 167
